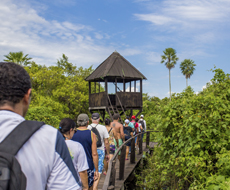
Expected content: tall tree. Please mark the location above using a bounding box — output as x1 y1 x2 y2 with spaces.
161 48 179 100
57 54 76 76
180 59 196 88
4 51 32 66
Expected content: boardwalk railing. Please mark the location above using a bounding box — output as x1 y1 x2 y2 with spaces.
102 130 157 190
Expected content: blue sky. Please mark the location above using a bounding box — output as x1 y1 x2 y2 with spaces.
0 0 230 98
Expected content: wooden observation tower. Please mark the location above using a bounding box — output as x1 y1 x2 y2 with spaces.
85 51 147 121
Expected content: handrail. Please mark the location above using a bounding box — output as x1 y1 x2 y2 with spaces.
102 130 160 190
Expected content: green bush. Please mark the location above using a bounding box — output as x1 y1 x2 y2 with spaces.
137 68 230 189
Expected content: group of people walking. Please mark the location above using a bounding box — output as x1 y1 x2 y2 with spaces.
0 61 147 190
58 112 146 189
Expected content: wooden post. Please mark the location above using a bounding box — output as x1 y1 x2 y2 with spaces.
130 81 131 92
119 145 126 180
140 79 142 105
130 138 135 164
146 132 150 149
105 78 108 108
123 79 125 92
89 82 91 94
115 78 117 94
89 82 91 106
105 78 108 93
110 160 116 187
139 134 143 155
134 80 136 92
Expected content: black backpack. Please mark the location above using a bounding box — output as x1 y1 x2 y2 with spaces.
139 120 145 132
0 120 44 190
123 127 131 141
90 124 102 148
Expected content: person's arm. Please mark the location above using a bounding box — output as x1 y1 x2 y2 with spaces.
120 124 125 142
104 138 110 161
140 124 143 132
92 133 99 180
79 170 88 190
75 143 89 190
130 127 134 137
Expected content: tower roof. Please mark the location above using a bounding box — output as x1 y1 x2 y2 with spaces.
85 51 147 82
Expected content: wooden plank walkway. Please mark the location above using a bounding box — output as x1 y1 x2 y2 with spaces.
98 142 156 190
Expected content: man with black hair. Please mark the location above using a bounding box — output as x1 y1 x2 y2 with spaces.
0 62 81 189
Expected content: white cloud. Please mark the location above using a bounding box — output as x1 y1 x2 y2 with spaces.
146 51 161 65
0 0 140 67
134 0 230 30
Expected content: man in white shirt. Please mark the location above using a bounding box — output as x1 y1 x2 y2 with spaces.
139 115 147 132
87 113 110 190
139 115 147 139
0 62 81 190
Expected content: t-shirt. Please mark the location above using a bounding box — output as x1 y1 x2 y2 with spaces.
0 110 81 190
123 122 134 129
65 140 89 173
88 123 109 151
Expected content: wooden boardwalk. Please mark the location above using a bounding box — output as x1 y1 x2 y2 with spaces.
98 142 156 190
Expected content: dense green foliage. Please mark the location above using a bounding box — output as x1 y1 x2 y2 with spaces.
137 68 230 189
23 54 93 127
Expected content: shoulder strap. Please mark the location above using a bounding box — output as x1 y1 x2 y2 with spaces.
108 128 112 134
0 120 44 155
90 124 98 128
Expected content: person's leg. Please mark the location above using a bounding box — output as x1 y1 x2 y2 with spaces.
126 146 129 160
135 136 137 148
93 149 105 190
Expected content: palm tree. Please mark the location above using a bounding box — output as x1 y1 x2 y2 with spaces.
4 51 32 66
161 48 179 101
180 59 196 88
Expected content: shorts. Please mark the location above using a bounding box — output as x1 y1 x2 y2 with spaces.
105 145 116 155
114 139 123 155
97 149 105 174
87 169 94 188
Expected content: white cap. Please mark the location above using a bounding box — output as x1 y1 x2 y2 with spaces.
140 115 144 118
125 119 129 124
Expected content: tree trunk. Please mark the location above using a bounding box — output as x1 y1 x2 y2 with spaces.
169 69 171 101
186 78 188 88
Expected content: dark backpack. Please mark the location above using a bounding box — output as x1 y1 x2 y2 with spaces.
123 127 131 141
0 120 44 190
139 120 145 132
90 124 102 148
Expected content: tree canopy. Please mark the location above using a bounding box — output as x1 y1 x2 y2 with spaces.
4 51 32 66
180 59 196 87
23 54 93 127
